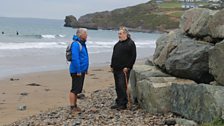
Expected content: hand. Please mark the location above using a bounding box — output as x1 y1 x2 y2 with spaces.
123 67 129 73
76 73 82 77
110 68 113 72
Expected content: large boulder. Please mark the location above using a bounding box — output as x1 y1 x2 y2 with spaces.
153 30 214 83
171 84 224 123
208 9 224 38
64 15 79 28
129 64 171 103
179 8 211 36
153 30 182 70
131 64 224 123
209 40 224 85
130 65 196 113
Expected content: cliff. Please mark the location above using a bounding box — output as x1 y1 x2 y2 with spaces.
64 1 182 32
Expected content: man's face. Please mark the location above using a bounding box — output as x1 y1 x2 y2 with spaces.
118 30 127 41
80 32 87 42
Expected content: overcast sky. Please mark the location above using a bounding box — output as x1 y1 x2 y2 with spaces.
0 0 149 19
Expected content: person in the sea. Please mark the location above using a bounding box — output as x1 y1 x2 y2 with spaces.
69 28 89 112
2 31 4 35
110 26 137 110
16 31 19 35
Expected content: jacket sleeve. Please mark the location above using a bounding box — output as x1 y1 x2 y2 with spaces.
71 43 81 73
110 45 116 68
127 41 137 69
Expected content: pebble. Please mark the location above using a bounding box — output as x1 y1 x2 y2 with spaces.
17 105 27 111
9 87 182 126
20 92 28 96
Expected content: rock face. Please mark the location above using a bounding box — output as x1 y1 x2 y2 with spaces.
132 8 224 123
130 65 196 114
180 8 224 40
171 84 224 123
179 8 212 37
208 9 224 38
130 64 224 123
64 15 79 28
209 40 224 85
153 30 214 83
64 1 181 32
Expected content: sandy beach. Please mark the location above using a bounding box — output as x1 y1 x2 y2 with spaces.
0 59 146 125
0 65 117 125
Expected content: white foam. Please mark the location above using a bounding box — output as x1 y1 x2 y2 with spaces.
57 34 66 38
0 40 156 50
0 42 66 50
41 35 56 39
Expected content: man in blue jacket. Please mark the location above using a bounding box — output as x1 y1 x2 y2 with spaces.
69 28 89 112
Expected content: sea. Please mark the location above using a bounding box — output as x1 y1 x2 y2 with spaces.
0 17 162 79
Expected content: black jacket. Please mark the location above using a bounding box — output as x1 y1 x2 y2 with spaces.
111 38 137 71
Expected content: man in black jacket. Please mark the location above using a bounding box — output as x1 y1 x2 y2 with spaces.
110 26 137 110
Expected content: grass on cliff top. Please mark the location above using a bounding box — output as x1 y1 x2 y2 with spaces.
158 1 182 8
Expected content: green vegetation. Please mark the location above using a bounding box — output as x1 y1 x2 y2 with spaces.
79 1 182 31
67 0 220 31
168 11 184 17
158 1 182 8
201 118 224 126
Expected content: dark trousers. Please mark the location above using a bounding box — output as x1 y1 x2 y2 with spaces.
113 70 130 106
70 73 85 95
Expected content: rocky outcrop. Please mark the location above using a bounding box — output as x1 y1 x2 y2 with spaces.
208 9 224 38
130 64 224 123
179 8 212 37
130 65 196 113
153 8 224 84
209 40 224 86
130 8 224 124
64 15 79 28
179 8 224 43
171 84 224 123
153 30 214 83
64 1 181 32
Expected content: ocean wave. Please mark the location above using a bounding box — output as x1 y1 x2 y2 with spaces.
21 34 66 39
0 42 67 50
0 40 156 50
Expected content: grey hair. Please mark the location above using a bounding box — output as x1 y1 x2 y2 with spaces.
119 26 131 38
76 28 87 37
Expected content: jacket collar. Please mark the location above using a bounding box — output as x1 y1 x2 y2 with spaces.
73 35 86 45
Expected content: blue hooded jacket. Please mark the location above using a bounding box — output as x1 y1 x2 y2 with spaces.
69 35 89 74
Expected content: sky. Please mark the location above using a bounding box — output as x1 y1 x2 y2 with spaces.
0 0 149 20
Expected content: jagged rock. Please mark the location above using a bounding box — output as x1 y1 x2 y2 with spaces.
153 30 214 83
64 15 79 28
187 9 212 37
171 84 224 123
145 58 154 66
130 65 196 114
180 8 213 37
179 8 210 35
209 40 224 85
153 30 183 70
175 118 198 126
129 65 171 104
208 9 224 38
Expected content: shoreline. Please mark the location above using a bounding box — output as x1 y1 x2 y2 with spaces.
0 58 148 81
0 59 146 125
